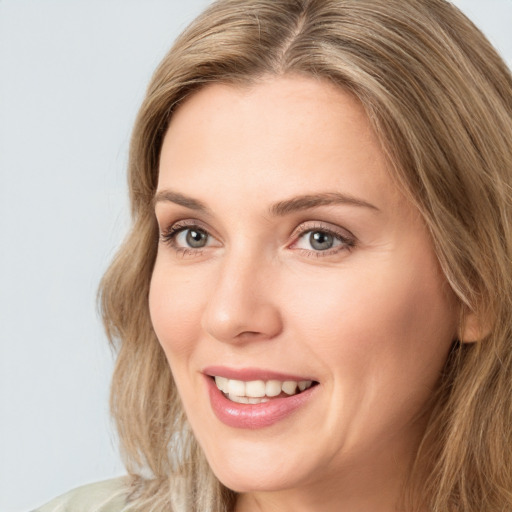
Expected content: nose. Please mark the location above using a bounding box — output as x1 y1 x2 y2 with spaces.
201 251 283 344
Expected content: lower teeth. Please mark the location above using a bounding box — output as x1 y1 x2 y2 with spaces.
226 393 271 404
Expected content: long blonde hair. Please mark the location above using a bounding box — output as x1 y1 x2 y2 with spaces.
100 1 512 510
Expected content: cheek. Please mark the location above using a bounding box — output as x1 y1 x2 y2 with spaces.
148 260 206 360
283 254 457 384
284 258 457 446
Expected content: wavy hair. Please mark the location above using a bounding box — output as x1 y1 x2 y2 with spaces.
99 1 512 510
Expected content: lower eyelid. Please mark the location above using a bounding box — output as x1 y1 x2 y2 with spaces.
174 247 205 258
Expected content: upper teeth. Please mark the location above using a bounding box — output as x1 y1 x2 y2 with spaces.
214 376 313 398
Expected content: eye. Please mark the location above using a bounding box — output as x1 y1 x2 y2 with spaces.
291 225 355 256
160 221 220 254
306 231 338 251
176 227 209 248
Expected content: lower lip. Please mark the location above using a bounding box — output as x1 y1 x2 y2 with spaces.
206 376 317 429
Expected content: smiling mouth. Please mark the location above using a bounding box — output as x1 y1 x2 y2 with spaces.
212 376 317 404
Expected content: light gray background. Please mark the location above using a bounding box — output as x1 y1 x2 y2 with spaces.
1 1 511 510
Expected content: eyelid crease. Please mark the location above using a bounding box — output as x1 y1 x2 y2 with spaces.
160 220 213 244
160 218 209 234
292 221 356 243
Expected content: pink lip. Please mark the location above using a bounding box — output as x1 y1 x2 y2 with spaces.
204 373 318 430
203 365 315 382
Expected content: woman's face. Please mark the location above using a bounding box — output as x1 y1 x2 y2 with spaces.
150 76 458 504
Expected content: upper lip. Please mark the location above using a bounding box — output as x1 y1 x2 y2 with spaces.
203 366 317 382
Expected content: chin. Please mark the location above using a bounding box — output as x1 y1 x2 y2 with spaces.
213 467 298 494
201 441 314 494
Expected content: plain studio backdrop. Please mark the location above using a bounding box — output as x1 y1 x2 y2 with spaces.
0 1 510 510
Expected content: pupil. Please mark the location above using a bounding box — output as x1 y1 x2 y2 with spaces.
310 231 333 250
186 229 207 248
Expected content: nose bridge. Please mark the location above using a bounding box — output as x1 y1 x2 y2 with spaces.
201 241 282 343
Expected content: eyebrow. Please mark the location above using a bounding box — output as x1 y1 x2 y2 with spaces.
269 192 379 216
153 190 209 213
153 189 379 215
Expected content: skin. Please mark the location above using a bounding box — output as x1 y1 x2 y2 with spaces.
149 76 461 511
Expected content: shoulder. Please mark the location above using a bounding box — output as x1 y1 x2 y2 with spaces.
32 477 129 512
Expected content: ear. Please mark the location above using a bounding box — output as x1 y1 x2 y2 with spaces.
458 308 492 343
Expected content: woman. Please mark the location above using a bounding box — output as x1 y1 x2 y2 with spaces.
36 0 512 511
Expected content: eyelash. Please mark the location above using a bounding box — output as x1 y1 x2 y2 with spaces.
160 220 210 257
291 223 356 257
159 220 356 258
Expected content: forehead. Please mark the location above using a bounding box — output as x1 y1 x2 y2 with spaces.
158 75 402 212
164 76 374 154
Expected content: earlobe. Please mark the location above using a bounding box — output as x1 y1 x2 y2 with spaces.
458 308 492 343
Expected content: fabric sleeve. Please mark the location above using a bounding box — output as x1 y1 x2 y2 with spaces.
32 477 129 512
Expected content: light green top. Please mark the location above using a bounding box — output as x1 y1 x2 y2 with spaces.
33 478 129 512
